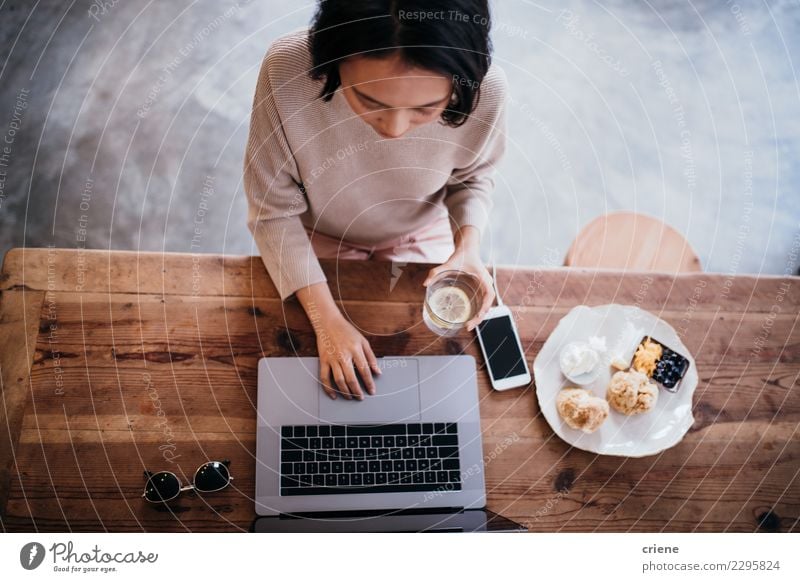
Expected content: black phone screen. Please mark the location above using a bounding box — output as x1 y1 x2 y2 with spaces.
477 315 527 380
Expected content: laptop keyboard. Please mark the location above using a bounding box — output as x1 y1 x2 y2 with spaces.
279 423 462 496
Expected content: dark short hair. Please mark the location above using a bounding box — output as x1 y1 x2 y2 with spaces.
309 0 492 127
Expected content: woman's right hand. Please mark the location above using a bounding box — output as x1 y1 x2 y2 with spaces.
314 311 382 400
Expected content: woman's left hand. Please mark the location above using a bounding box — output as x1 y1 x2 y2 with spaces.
423 246 495 332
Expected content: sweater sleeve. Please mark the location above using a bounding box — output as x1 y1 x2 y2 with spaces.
443 73 508 236
244 53 327 302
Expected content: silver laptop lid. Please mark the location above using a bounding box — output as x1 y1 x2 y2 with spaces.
255 355 486 516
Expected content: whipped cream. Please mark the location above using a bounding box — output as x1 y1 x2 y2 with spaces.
560 342 600 377
588 335 607 353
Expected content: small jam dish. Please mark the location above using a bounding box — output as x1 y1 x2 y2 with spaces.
631 336 690 393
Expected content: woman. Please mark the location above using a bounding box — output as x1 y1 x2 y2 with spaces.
244 0 506 401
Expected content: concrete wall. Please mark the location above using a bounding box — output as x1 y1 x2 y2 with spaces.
1 0 798 276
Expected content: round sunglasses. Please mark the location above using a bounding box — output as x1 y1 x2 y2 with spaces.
142 460 233 503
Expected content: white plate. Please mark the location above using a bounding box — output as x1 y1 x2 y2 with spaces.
533 304 698 457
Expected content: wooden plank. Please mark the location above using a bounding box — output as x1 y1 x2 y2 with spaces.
12 290 800 363
2 248 797 312
3 422 796 532
0 289 45 525
2 441 255 532
482 421 799 532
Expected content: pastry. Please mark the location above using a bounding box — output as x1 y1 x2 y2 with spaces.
556 387 609 433
606 369 658 415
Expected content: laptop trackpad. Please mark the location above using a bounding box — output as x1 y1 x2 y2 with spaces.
319 359 421 423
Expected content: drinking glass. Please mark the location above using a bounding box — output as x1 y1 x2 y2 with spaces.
423 270 484 336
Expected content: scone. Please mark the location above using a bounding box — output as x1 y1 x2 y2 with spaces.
556 387 609 433
606 369 658 415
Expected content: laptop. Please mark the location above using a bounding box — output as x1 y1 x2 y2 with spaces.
253 355 525 532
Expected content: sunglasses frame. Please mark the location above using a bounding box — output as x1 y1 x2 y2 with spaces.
142 460 233 503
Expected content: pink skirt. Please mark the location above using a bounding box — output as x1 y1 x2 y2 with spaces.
304 215 455 263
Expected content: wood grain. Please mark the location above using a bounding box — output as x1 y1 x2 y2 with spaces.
0 287 45 526
1 248 798 532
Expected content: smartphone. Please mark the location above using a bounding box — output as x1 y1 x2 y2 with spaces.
475 305 531 391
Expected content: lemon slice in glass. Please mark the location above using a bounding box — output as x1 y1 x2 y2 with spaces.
428 285 472 324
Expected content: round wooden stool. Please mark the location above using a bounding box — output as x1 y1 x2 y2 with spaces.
564 212 702 273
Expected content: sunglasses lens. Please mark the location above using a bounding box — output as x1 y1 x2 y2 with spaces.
144 472 180 503
194 461 231 492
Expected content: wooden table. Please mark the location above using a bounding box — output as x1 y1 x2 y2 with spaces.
0 248 797 532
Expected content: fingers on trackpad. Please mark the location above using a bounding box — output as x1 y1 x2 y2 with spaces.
319 360 421 422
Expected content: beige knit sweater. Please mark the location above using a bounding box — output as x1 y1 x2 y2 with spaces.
244 29 507 301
